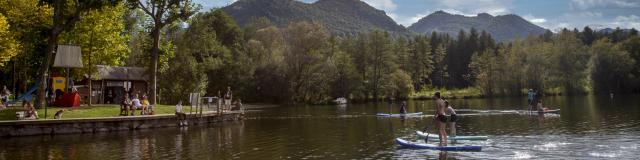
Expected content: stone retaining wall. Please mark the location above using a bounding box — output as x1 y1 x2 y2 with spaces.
0 112 243 137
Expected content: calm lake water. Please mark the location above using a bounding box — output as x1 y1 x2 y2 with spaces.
1 95 640 159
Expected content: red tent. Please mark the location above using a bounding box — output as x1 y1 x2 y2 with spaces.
53 92 81 107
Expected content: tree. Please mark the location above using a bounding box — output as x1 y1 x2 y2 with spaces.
37 0 121 108
128 0 199 105
432 44 448 87
549 31 589 94
383 69 413 99
469 49 500 95
184 10 253 101
327 46 357 99
521 38 551 93
0 0 52 96
588 38 635 93
621 37 640 92
282 21 330 102
0 14 19 66
244 19 287 103
59 2 130 106
159 47 207 104
404 35 433 91
367 30 395 100
581 26 595 45
350 34 370 99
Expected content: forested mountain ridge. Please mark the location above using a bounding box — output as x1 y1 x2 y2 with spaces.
408 11 549 41
221 0 408 36
222 1 548 40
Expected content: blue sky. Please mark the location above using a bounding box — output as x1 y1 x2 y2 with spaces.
196 0 640 31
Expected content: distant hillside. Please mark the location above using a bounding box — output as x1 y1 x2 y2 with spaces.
408 11 548 41
598 28 635 33
221 0 408 36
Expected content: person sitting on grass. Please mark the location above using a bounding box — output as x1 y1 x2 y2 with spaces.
131 95 142 116
1 85 10 109
146 95 154 115
121 93 132 116
141 95 152 115
24 102 38 120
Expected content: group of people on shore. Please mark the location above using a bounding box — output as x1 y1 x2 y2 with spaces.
120 93 152 116
173 86 242 126
218 86 242 112
0 86 11 109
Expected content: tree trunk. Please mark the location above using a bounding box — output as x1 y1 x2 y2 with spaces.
150 28 160 105
88 31 93 106
37 33 59 108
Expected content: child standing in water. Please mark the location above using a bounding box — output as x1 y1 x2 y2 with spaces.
444 100 457 139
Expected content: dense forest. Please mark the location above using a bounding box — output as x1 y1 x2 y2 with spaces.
1 1 639 105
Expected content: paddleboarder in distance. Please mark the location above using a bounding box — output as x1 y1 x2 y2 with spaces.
528 89 536 111
433 92 448 146
399 101 407 114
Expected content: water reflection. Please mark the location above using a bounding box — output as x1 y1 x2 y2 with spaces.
1 95 639 159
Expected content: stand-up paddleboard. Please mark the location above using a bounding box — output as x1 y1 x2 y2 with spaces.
416 131 489 140
395 138 482 151
525 109 560 114
538 109 560 113
376 112 422 117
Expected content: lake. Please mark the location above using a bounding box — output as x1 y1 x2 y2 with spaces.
1 95 639 159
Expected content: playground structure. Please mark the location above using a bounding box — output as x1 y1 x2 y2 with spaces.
8 45 83 108
8 83 38 104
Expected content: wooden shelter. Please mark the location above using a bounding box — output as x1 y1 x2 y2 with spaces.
76 65 148 104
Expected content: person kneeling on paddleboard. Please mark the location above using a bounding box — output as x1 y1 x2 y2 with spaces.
536 99 551 112
444 100 457 140
399 101 407 114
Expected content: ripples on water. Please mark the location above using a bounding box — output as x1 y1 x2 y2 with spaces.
1 95 639 159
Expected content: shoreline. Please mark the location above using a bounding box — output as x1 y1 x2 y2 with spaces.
0 111 243 137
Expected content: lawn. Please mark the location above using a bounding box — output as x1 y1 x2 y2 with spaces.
0 104 208 121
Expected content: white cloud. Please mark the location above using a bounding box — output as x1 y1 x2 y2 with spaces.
392 11 432 26
436 0 512 15
442 9 477 17
614 15 640 21
355 0 399 27
611 15 640 29
194 0 237 9
523 14 547 24
570 0 640 10
362 0 398 11
560 11 603 20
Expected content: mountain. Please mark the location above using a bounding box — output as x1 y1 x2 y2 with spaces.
408 11 548 41
598 28 635 33
221 0 408 36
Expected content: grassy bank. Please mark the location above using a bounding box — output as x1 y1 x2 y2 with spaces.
0 104 191 121
410 87 484 100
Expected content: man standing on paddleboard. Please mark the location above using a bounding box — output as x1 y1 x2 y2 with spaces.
433 92 448 146
528 89 536 111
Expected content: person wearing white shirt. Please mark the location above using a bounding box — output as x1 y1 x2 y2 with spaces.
175 101 187 126
131 95 142 116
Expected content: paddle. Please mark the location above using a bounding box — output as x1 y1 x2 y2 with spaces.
423 118 435 143
423 127 430 143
